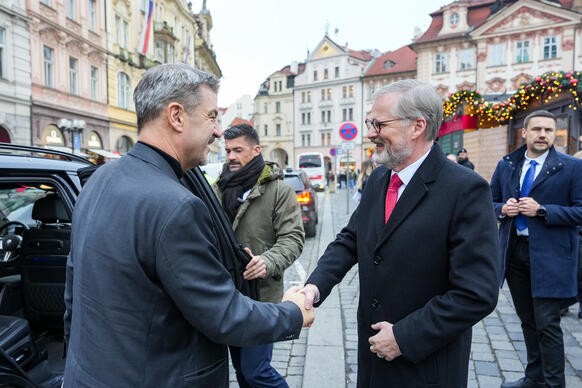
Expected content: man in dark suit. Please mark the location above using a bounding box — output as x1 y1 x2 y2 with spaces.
63 64 313 387
301 79 499 387
491 110 582 388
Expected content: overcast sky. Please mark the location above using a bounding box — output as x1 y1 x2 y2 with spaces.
202 0 442 107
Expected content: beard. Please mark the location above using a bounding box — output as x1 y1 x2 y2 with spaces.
372 139 413 170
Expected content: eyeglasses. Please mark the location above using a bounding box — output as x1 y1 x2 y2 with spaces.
364 118 405 134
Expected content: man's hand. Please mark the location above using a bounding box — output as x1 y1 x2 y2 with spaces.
368 321 401 361
283 286 315 327
502 197 519 217
517 197 540 217
242 247 267 280
299 283 320 310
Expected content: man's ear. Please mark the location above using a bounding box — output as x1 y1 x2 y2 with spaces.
411 118 427 140
167 102 185 133
521 127 527 139
253 144 262 156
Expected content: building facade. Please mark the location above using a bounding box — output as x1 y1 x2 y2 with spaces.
0 0 30 145
253 63 304 169
293 35 374 173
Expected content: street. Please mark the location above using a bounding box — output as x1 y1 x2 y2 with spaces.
230 187 582 388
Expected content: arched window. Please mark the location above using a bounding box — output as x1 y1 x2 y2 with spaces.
117 72 131 110
0 126 10 143
115 135 134 154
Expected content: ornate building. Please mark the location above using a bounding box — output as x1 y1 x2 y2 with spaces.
0 0 30 145
28 0 109 155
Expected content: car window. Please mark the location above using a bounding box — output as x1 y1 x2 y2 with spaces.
283 176 305 192
0 186 48 228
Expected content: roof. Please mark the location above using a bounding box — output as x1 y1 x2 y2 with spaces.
229 117 254 127
279 62 306 76
413 0 498 44
365 46 417 77
348 49 374 61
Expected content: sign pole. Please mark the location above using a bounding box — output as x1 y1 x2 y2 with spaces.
346 149 350 214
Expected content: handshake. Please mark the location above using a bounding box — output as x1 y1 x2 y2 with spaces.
282 285 319 328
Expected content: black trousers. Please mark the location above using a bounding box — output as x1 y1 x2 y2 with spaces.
506 236 566 388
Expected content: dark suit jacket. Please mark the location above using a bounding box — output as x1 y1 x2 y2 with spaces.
307 145 499 387
490 145 582 298
63 143 302 387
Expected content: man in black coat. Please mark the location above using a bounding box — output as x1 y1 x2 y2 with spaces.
457 147 475 170
301 80 499 387
63 64 313 387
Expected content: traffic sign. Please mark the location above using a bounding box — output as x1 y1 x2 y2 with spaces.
339 122 358 141
341 142 354 150
330 147 336 157
336 148 344 156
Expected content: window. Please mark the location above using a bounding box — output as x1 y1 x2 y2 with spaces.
90 66 98 100
488 43 505 66
264 103 268 113
0 27 4 79
307 91 311 103
327 88 332 100
435 53 448 73
264 125 268 137
307 112 311 124
40 0 50 4
321 133 325 145
275 101 281 113
324 68 328 80
321 110 325 123
278 81 282 91
117 72 131 109
516 40 530 63
327 110 331 123
348 108 353 121
43 46 54 88
326 133 331 145
342 86 347 99
302 113 306 125
321 89 325 101
276 124 281 136
301 92 305 103
313 70 318 81
88 0 96 30
342 108 347 122
335 66 339 78
67 0 75 19
459 48 474 70
543 36 558 59
115 15 128 49
450 12 459 26
69 57 78 95
349 85 354 98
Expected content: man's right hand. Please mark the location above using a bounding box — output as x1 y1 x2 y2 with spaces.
502 197 519 217
283 286 315 327
299 284 319 310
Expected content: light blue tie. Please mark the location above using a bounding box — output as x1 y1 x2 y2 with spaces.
515 160 538 231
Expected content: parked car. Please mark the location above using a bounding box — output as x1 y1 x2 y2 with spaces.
0 143 255 387
283 168 318 237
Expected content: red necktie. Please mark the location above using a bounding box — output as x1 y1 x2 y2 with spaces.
385 174 403 223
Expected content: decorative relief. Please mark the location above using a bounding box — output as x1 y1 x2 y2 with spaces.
435 84 450 98
477 52 487 62
511 73 532 89
39 4 58 20
65 18 82 35
457 81 476 91
39 28 63 46
483 7 568 35
486 77 506 93
562 39 575 51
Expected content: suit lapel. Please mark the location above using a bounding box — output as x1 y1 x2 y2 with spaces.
530 148 564 192
375 145 443 250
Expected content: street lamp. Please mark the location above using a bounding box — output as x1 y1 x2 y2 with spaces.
58 118 85 154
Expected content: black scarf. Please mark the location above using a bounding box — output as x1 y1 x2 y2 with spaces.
217 154 265 222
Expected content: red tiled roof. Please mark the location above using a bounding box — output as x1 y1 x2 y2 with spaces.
413 0 498 44
229 117 253 127
349 49 374 61
365 46 417 77
279 62 306 76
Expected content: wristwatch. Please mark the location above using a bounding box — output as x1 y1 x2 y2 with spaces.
536 205 547 218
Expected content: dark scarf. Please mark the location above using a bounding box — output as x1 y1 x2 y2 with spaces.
217 154 265 222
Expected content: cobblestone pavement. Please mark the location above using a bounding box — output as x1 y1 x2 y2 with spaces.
230 188 582 387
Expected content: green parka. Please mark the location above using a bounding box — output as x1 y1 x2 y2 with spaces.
214 162 305 302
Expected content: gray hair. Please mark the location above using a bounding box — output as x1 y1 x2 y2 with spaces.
373 79 443 141
133 64 220 132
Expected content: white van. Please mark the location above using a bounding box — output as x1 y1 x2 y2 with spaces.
297 152 326 191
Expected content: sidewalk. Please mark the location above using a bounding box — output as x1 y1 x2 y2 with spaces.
230 188 582 387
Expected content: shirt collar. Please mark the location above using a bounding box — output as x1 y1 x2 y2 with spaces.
390 148 431 186
524 149 549 168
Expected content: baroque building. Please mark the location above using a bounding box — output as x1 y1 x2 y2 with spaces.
253 63 305 169
0 0 30 145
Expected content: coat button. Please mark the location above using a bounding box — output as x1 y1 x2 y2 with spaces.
373 256 382 265
371 299 379 309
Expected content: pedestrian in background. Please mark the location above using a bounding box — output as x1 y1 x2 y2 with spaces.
63 64 313 387
457 147 475 170
214 124 305 388
491 110 582 388
301 79 499 387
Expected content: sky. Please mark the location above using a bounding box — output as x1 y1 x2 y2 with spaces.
202 0 443 108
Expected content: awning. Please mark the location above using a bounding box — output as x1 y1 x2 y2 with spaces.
43 145 89 158
87 148 121 159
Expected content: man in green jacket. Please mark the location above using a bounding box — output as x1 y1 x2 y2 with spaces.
214 124 305 388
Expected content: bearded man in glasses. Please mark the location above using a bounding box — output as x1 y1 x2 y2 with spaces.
301 79 499 387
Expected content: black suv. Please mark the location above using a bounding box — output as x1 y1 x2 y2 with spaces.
0 143 254 387
283 169 318 238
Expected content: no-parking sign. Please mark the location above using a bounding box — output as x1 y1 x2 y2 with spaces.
339 123 357 141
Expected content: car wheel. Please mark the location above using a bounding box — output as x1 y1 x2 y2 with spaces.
305 221 316 238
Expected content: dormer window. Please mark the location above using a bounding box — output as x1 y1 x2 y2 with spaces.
383 60 395 69
450 12 459 26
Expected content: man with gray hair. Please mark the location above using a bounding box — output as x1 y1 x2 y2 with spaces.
301 79 499 386
63 64 313 387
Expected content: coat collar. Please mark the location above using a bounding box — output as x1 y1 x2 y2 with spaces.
503 145 565 192
127 142 180 181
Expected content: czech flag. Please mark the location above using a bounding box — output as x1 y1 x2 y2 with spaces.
138 0 154 55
